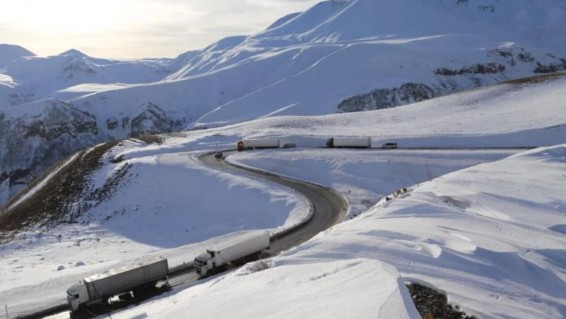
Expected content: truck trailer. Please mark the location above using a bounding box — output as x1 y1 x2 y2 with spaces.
237 138 280 151
67 257 169 312
194 231 270 277
326 137 371 148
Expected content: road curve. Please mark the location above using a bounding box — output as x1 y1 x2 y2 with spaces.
200 151 348 256
16 150 347 319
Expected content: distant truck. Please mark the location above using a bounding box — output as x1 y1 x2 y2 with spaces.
66 257 169 313
326 137 371 148
194 231 270 277
237 138 280 151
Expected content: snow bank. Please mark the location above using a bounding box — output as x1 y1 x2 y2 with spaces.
113 258 420 319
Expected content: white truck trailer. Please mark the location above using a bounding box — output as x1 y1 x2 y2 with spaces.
237 138 280 151
326 137 371 148
66 257 169 312
194 231 270 277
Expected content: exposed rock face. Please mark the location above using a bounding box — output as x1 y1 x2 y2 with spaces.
0 99 187 203
0 100 98 194
130 103 187 136
337 47 566 113
338 83 437 113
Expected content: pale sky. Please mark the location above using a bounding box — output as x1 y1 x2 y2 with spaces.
0 0 319 59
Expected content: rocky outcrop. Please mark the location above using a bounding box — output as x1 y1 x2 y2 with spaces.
338 83 437 113
0 99 188 204
337 47 566 113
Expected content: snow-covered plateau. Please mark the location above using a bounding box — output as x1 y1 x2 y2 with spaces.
0 68 564 318
2 0 566 201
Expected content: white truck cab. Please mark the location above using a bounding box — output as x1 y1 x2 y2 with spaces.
193 231 270 277
194 251 214 276
67 282 89 311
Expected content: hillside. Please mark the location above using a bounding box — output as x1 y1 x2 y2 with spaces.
1 0 566 203
0 73 564 318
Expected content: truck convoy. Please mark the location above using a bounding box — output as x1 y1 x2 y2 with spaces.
66 257 169 313
65 232 272 313
326 137 371 148
194 230 271 277
237 138 280 151
236 137 389 150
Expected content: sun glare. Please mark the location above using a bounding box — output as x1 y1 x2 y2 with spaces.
9 0 133 34
0 0 318 58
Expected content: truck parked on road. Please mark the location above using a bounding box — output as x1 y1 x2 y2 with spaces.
237 138 280 151
326 137 371 148
66 257 169 313
194 231 271 277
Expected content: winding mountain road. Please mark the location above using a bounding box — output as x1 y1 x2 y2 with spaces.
15 150 347 319
200 151 348 255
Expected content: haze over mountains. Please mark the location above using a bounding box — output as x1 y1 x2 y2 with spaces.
1 0 566 201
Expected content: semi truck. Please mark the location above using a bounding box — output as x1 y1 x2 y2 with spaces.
194 231 270 277
66 257 169 312
326 137 371 148
237 138 280 151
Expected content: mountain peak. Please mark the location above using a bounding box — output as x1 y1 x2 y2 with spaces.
58 49 89 58
0 44 36 67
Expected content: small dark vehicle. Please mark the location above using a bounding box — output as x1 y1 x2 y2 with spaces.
381 143 398 149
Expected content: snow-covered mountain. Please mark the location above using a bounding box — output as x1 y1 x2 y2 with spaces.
1 49 175 106
1 0 566 202
0 44 35 68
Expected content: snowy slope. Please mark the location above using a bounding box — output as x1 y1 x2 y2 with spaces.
110 258 421 319
0 44 35 68
210 74 566 148
0 140 308 315
2 0 566 205
0 49 173 106
1 69 565 319
222 145 566 319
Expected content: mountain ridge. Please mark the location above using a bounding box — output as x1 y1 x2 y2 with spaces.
1 0 565 203
0 44 35 68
